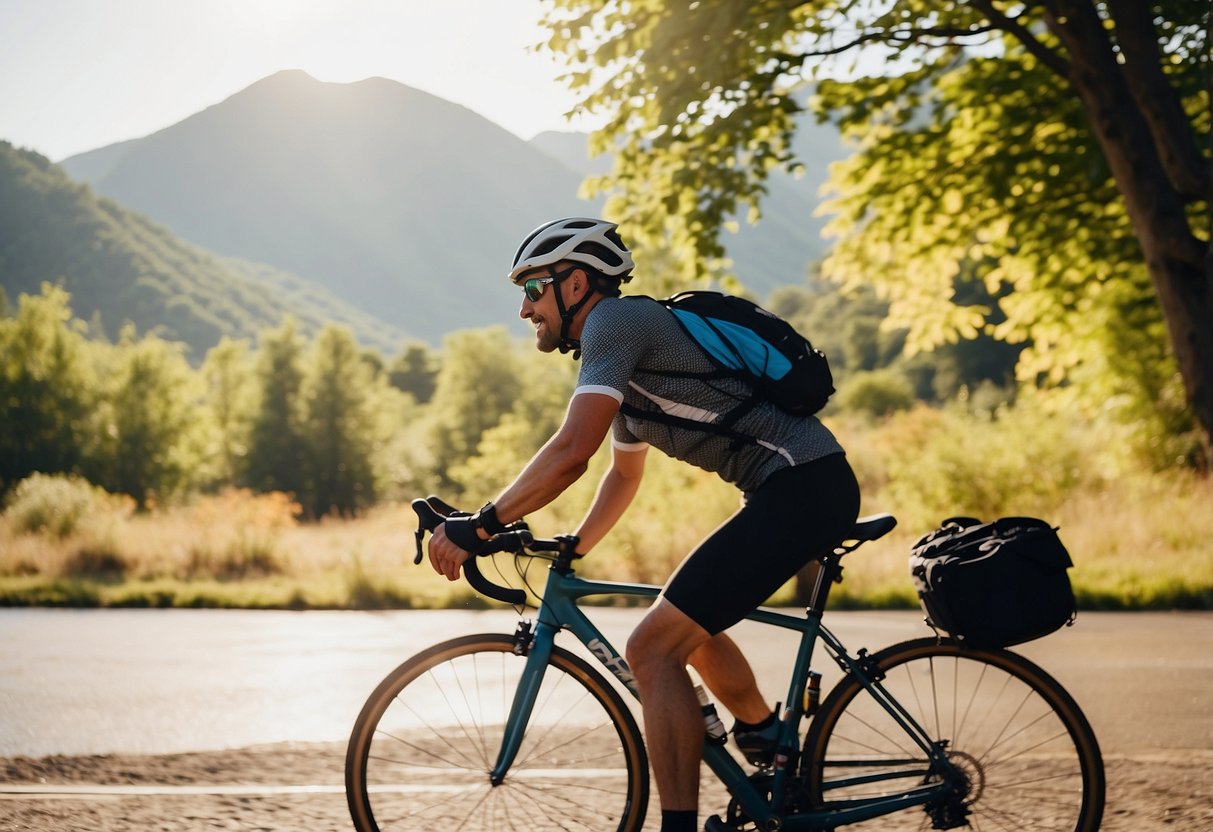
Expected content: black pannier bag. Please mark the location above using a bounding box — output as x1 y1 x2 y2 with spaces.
908 516 1077 648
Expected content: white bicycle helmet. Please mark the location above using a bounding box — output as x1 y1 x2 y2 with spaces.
508 217 634 283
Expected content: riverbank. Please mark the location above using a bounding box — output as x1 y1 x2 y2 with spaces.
3 473 1212 611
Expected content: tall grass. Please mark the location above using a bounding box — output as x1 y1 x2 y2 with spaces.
2 403 1210 609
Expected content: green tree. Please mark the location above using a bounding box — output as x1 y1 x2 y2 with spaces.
452 350 578 498
301 325 379 517
542 0 1211 464
0 284 93 495
388 342 440 404
244 318 308 498
85 325 204 508
201 336 255 486
426 328 525 494
768 281 1019 404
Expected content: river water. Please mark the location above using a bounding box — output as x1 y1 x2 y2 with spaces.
2 608 1211 758
0 608 533 757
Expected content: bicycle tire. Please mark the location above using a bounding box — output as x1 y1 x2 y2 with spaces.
804 638 1104 831
346 633 649 832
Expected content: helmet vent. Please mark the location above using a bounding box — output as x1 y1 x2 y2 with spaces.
576 242 623 268
532 235 574 258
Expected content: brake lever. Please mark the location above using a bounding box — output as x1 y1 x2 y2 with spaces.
412 497 459 565
413 526 426 565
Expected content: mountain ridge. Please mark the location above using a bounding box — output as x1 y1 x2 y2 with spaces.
61 70 590 342
60 71 847 340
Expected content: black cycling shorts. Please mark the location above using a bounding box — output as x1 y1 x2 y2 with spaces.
662 452 861 635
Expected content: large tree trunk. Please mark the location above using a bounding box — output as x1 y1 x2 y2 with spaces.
1045 1 1213 465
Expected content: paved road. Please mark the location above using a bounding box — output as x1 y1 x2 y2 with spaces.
2 608 1209 758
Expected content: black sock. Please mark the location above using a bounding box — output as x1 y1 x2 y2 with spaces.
734 710 776 732
661 808 697 832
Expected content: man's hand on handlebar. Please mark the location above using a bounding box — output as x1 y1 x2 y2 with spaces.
412 496 577 606
420 498 529 581
427 521 476 581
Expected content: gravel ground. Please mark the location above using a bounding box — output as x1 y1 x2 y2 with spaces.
3 743 1211 831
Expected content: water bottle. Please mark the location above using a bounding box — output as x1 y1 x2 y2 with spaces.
694 684 728 745
804 670 822 716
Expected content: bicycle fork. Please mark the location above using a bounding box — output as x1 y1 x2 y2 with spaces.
487 619 559 785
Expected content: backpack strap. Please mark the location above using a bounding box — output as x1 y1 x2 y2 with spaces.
617 293 763 449
618 400 760 450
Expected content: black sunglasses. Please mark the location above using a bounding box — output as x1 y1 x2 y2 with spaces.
522 276 556 302
520 265 578 302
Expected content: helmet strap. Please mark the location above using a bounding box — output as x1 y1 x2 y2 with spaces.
550 267 595 359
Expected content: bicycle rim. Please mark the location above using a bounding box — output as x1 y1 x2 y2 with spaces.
805 638 1104 831
346 633 648 832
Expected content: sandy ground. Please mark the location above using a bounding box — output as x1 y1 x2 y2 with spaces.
2 742 1211 831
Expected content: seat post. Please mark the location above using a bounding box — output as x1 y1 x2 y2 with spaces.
804 556 841 619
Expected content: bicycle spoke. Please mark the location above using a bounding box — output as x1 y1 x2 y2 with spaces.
807 639 1102 832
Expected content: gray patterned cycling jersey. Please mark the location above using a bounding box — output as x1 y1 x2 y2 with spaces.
576 295 843 493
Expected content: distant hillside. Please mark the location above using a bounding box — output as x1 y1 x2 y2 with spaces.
528 116 850 299
61 70 592 343
0 141 408 359
528 131 613 177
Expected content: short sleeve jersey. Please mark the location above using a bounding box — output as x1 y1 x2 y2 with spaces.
576 295 844 494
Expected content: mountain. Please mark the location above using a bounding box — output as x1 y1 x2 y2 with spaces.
62 71 850 339
0 141 408 359
528 131 613 177
60 70 591 343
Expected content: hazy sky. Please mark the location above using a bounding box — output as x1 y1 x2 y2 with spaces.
0 0 588 161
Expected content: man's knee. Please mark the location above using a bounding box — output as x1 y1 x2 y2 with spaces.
626 600 709 680
625 618 661 680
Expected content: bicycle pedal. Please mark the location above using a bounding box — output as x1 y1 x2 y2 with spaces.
704 815 740 831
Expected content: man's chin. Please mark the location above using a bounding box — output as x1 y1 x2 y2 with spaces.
532 325 559 353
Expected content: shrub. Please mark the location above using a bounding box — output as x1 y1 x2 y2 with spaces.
836 369 916 417
61 545 128 580
3 473 133 539
180 489 299 579
876 402 1094 530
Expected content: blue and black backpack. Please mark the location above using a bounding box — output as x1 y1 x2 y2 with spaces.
619 291 834 443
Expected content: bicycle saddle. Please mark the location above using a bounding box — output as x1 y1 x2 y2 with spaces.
846 513 897 543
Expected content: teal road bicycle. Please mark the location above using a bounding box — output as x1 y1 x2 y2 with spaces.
345 497 1105 831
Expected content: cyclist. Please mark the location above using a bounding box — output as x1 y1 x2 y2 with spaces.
427 216 860 832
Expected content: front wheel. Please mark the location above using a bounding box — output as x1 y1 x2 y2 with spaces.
346 633 649 832
804 638 1104 831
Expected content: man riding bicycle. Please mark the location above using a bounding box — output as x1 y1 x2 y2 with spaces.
427 217 860 832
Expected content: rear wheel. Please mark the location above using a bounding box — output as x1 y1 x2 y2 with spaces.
804 638 1104 831
346 633 649 831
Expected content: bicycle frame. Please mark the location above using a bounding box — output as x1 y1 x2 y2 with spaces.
493 558 956 831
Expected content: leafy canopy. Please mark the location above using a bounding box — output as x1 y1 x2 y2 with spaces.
539 0 1209 454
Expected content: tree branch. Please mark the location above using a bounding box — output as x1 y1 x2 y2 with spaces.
795 21 1001 61
968 0 1071 78
1104 0 1212 201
